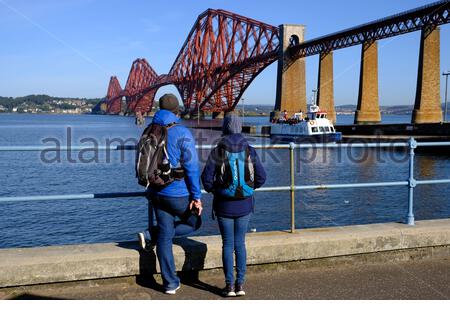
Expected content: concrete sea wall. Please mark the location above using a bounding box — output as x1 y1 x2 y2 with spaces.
1 219 450 288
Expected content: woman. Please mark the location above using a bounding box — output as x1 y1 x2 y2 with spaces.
201 113 266 297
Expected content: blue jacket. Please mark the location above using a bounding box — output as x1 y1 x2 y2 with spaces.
201 133 266 218
149 110 201 200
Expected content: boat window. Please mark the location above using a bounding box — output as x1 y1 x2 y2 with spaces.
324 127 330 132
312 127 318 133
319 127 326 133
330 127 335 132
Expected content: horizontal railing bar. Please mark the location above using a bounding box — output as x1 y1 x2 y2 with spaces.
416 142 450 147
294 181 409 190
0 145 137 152
2 141 450 153
0 181 418 203
292 142 409 148
415 179 450 185
0 144 291 151
2 178 449 203
198 144 328 149
255 186 291 192
197 144 292 150
0 142 419 152
0 192 148 203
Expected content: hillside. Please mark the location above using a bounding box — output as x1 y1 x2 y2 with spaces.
0 95 101 114
0 95 447 116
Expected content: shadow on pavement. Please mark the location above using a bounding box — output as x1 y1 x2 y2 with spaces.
10 293 65 300
116 238 222 296
115 241 163 293
175 237 223 297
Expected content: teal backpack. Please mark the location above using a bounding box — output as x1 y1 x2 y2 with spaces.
214 146 255 199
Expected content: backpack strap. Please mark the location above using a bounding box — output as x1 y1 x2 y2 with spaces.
162 122 186 180
244 145 255 187
214 144 232 188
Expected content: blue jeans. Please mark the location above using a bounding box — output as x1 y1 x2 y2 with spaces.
217 214 251 286
152 195 201 290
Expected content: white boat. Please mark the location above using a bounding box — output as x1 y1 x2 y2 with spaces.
270 94 342 143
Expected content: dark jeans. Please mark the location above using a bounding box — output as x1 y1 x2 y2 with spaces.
217 214 251 286
151 195 201 290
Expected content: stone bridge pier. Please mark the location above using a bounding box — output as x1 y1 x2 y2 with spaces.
317 51 336 123
275 24 307 117
354 40 381 125
412 26 442 124
275 21 444 126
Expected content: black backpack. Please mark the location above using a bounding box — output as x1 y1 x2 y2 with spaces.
135 123 179 189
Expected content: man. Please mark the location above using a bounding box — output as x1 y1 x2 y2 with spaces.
138 93 202 295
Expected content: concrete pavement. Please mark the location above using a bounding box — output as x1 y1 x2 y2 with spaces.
1 256 449 299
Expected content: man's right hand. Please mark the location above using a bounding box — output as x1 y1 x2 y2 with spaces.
189 199 203 216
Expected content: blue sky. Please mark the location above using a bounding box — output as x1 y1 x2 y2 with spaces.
0 0 449 106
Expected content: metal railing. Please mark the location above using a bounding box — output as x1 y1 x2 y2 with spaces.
1 138 450 233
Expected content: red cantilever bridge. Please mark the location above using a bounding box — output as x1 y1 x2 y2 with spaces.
103 9 280 116
101 1 450 122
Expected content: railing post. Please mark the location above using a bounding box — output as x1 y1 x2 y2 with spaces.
406 137 417 226
148 199 155 229
289 142 296 233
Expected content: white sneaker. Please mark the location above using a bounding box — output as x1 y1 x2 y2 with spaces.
137 230 152 251
223 284 236 297
165 284 181 295
235 284 246 296
226 291 237 297
138 232 147 250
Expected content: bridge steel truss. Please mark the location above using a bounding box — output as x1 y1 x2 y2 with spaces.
105 76 122 114
169 9 279 113
288 0 450 58
103 1 450 115
104 9 279 115
123 59 159 115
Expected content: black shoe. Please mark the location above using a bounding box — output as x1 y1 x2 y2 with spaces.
235 283 245 296
223 284 236 297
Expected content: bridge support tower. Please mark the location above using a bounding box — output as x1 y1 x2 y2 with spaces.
354 41 381 124
275 24 307 116
412 26 442 124
317 51 336 123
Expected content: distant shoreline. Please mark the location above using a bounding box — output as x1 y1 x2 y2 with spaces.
0 111 435 117
1 95 447 116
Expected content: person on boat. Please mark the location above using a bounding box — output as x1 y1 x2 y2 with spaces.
279 110 288 123
293 111 303 121
201 113 266 297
